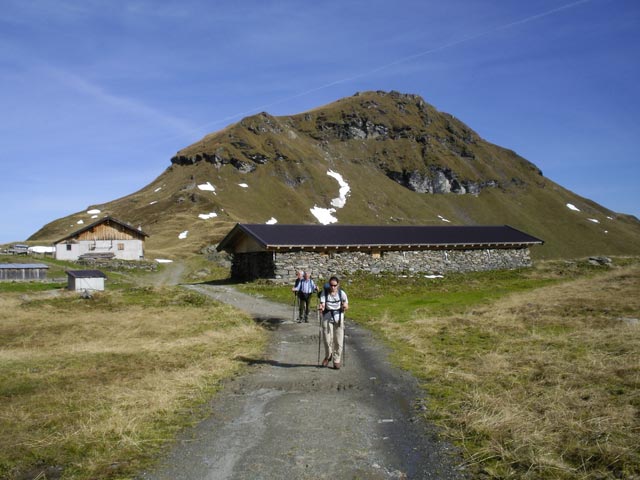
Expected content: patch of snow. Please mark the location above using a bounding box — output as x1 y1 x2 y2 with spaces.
77 220 84 224
438 215 451 223
198 182 216 192
155 258 173 263
310 170 351 224
149 201 158 205
178 230 188 239
606 216 614 220
266 217 278 224
198 212 218 220
29 246 55 254
238 183 249 188
91 215 98 219
588 218 600 223
566 203 580 211
87 209 101 215
310 206 338 225
327 170 351 208
425 274 444 279
154 187 162 192
604 230 609 234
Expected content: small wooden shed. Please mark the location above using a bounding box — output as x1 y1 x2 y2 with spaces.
66 270 107 291
0 263 49 281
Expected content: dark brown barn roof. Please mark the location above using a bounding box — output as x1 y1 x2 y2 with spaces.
217 224 544 253
55 216 149 243
66 270 107 278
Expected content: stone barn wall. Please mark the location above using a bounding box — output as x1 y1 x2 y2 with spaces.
230 248 532 282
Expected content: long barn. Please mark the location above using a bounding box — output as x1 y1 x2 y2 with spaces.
217 223 544 281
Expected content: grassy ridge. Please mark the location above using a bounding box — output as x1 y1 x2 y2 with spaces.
240 258 640 479
0 285 267 480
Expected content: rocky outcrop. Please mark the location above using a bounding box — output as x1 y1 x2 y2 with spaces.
385 167 499 195
240 112 283 135
171 151 258 173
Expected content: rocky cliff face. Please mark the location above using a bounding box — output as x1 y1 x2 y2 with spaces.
171 91 542 197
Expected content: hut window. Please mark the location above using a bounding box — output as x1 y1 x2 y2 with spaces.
118 243 124 251
66 244 72 251
371 250 381 259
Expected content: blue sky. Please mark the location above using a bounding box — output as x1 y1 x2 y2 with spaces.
1 0 639 243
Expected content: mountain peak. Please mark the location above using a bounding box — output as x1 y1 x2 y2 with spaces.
30 91 640 260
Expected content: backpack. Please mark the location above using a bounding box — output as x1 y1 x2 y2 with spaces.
319 282 345 312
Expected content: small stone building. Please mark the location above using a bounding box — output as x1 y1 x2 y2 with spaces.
0 263 49 281
66 270 107 291
55 216 148 261
216 224 544 282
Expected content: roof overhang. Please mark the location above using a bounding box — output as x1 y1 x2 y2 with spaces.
216 224 544 253
55 216 149 244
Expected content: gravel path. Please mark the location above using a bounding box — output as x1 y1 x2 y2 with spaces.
139 284 466 480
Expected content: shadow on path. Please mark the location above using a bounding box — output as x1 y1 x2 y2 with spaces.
235 355 320 369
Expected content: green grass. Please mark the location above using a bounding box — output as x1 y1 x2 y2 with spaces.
0 285 267 480
3 255 638 478
239 258 640 479
0 281 66 293
240 262 599 320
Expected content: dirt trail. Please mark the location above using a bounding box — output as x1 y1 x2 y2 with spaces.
140 284 466 480
139 262 187 287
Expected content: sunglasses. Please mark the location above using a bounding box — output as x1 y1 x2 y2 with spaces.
330 283 338 287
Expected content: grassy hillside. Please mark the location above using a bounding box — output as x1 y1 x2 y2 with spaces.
28 91 640 260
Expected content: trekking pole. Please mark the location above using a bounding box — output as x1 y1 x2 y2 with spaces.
342 313 346 368
292 293 297 323
317 308 322 365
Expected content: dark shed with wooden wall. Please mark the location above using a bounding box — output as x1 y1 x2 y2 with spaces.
0 263 49 281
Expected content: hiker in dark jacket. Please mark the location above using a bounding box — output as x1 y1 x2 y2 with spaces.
293 271 317 322
319 276 348 369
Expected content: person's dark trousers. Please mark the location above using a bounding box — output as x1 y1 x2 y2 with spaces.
298 292 312 322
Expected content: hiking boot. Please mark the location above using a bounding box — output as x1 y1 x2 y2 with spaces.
333 362 341 370
321 357 330 367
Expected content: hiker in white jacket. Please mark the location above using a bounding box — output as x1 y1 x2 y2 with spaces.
319 276 348 369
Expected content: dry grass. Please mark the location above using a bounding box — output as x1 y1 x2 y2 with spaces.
0 287 267 480
370 263 640 478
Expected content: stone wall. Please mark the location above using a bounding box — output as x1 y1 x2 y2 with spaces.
230 248 532 282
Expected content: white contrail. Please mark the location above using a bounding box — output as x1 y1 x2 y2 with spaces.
191 0 593 135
